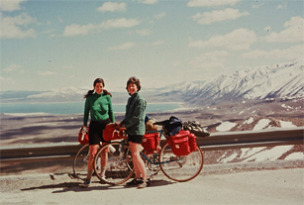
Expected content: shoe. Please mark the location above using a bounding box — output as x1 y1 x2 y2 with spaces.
137 181 148 189
79 179 91 188
100 176 107 184
126 178 143 186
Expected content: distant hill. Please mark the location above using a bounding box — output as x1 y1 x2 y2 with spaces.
1 60 303 106
155 60 304 106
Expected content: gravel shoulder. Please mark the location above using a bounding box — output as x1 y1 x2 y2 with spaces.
1 160 303 205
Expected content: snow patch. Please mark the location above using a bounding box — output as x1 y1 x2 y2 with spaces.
253 119 271 130
240 147 266 159
243 145 293 162
216 121 237 132
285 152 304 160
217 152 239 163
243 117 254 125
279 120 296 128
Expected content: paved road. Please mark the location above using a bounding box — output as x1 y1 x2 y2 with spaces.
1 168 303 205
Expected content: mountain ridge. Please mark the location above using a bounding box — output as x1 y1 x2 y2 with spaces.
157 60 304 106
1 60 303 105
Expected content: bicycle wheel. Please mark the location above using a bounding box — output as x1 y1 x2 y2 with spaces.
159 143 204 182
73 144 89 179
93 141 134 185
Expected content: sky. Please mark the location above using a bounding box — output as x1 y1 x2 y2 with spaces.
1 0 303 92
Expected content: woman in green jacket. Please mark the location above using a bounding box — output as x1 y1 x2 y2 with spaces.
120 77 148 188
80 78 115 188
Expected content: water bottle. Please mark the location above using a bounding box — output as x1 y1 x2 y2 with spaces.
109 145 116 153
81 127 87 141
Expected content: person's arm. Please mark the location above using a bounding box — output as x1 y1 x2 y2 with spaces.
83 98 90 126
107 95 115 123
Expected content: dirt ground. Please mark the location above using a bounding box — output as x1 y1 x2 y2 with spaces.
0 161 303 205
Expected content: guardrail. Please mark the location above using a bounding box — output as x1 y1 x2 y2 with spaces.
1 127 303 162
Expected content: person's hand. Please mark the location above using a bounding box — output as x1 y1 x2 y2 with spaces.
81 125 88 132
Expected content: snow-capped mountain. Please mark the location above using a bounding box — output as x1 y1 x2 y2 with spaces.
158 61 304 105
0 87 130 104
26 87 87 101
1 61 303 105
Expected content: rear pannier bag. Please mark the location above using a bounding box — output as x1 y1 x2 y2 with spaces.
142 132 160 154
169 130 191 156
188 133 197 152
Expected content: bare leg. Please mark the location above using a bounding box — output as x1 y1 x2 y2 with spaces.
129 142 146 180
87 144 99 180
100 147 108 177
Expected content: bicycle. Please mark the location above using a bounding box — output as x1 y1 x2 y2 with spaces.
93 129 204 185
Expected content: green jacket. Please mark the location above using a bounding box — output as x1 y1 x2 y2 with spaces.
121 92 146 136
83 93 115 126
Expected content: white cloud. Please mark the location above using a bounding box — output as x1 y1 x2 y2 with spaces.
189 28 257 50
192 8 249 24
0 76 15 88
0 0 27 11
264 16 304 43
154 12 166 20
187 0 240 7
243 44 304 61
100 18 140 29
136 29 151 36
139 0 158 5
63 23 97 36
38 71 57 76
64 18 140 36
252 3 264 9
108 42 134 51
2 64 22 73
277 4 286 9
151 40 164 46
97 2 126 12
0 13 36 39
189 51 228 69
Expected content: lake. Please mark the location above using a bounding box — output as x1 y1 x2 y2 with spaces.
0 102 182 115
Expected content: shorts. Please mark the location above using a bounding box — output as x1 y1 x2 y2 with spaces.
128 135 143 144
88 119 111 145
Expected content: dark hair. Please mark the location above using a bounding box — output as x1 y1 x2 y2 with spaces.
126 76 141 91
84 78 112 98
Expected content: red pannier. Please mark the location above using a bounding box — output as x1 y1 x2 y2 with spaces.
142 132 160 154
103 123 124 142
168 130 198 156
78 128 89 145
168 130 191 156
188 133 197 152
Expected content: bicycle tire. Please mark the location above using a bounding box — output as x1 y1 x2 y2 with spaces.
159 143 204 182
93 141 134 185
73 144 89 179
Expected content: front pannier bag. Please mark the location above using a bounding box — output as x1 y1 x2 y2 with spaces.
103 123 122 142
78 127 89 145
